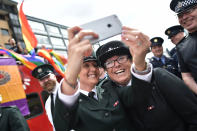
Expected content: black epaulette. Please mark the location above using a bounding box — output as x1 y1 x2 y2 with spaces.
0 106 17 118
149 58 154 62
1 105 16 108
0 106 17 110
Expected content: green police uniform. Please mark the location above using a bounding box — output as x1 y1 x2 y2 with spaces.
101 68 197 131
0 106 30 131
53 82 135 131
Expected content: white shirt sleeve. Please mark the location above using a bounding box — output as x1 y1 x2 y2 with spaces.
45 98 54 127
131 63 153 82
58 79 80 106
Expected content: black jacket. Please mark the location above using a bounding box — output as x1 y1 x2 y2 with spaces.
103 68 197 131
0 106 29 131
176 32 197 82
53 84 135 131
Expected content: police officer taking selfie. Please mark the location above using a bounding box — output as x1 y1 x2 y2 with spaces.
170 0 197 94
96 26 197 131
52 26 138 131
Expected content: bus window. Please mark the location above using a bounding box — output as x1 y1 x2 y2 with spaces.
25 93 43 119
41 90 49 106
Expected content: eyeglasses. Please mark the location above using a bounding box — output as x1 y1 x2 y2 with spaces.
104 55 128 69
177 6 197 19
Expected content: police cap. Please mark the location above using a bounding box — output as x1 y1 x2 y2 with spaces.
83 52 98 63
96 40 131 68
32 64 54 80
150 37 164 47
165 25 184 39
170 0 197 14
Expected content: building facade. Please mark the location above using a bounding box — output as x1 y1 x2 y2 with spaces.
26 15 69 55
0 0 69 56
0 0 103 56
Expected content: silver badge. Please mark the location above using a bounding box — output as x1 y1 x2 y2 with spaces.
38 68 42 73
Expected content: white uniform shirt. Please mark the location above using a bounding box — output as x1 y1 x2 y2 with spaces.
58 63 153 106
45 81 59 131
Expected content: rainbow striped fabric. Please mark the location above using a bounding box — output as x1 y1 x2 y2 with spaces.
0 47 44 70
18 0 37 55
37 49 66 77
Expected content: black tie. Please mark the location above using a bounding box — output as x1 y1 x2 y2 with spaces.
159 58 163 64
159 58 162 62
88 91 95 99
50 93 54 118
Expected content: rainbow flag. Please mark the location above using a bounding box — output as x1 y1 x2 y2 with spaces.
0 47 44 70
0 58 29 116
23 55 45 67
37 49 65 77
18 0 37 55
49 49 67 66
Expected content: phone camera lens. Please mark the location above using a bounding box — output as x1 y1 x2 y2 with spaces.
107 24 112 28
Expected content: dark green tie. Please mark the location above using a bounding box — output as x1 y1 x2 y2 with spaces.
51 93 54 118
88 91 95 99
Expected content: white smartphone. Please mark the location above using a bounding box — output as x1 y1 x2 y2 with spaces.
80 14 122 44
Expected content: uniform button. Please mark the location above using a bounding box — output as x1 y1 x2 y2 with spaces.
79 99 82 102
104 112 109 117
64 112 69 118
152 86 155 90
112 128 116 131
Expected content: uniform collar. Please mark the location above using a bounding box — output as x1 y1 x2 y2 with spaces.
153 55 164 60
176 36 186 46
79 87 97 98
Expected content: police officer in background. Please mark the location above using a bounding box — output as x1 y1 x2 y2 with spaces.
165 25 185 78
32 64 58 131
149 37 180 77
170 0 197 94
165 25 185 62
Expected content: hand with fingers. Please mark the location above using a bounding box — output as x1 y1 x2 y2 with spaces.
121 26 151 71
62 26 98 95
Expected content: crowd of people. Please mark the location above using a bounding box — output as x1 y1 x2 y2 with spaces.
1 0 197 130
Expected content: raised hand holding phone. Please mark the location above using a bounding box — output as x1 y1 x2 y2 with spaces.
80 14 122 44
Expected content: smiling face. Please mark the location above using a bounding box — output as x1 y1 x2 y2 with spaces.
39 73 57 93
105 55 132 86
170 32 185 45
178 6 197 33
79 61 100 89
151 45 163 58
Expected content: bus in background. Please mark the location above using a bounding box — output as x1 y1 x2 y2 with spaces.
19 64 53 131
0 57 53 131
